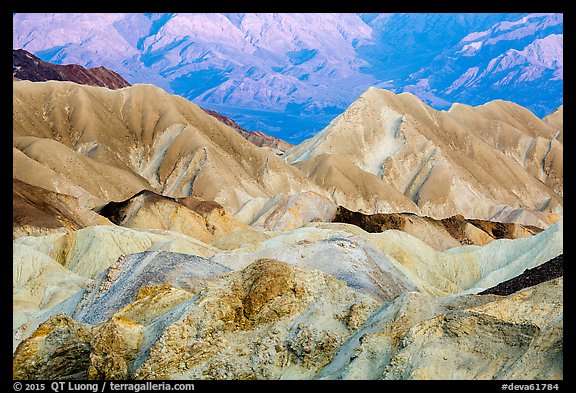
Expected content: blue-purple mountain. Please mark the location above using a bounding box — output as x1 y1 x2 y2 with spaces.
13 13 563 142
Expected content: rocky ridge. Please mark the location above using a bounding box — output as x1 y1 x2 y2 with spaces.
285 87 562 226
13 49 130 89
12 77 563 380
13 49 293 153
332 205 543 250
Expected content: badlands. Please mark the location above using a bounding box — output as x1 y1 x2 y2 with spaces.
12 63 563 380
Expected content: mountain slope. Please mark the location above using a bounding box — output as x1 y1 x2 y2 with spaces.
388 14 563 115
13 78 562 230
13 49 130 89
13 13 562 142
284 87 562 225
13 48 293 152
13 79 319 214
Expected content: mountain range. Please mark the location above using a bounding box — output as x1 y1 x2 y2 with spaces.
12 13 563 381
12 75 563 381
13 48 292 153
12 13 563 142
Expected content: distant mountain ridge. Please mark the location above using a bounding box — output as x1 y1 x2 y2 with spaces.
13 48 292 153
13 48 130 89
12 13 563 142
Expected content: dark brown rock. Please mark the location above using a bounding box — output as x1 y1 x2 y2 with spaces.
479 255 563 296
176 196 225 218
95 189 173 225
13 49 130 89
332 206 543 247
468 219 543 239
13 179 64 231
13 178 112 238
331 205 409 233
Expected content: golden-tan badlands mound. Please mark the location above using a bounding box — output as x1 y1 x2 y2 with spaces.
95 189 258 246
285 87 562 225
13 48 292 154
14 80 562 227
13 80 319 214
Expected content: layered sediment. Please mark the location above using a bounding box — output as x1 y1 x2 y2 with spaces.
12 78 563 380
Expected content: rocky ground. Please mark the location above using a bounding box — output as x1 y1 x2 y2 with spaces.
13 256 563 380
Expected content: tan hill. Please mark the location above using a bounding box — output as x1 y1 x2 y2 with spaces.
13 79 319 215
234 191 338 232
13 49 130 89
13 49 290 154
284 87 563 225
13 135 150 209
13 80 562 229
13 178 113 239
95 189 259 246
11 79 557 252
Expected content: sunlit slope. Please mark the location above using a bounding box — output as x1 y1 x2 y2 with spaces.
285 87 562 224
13 80 318 213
